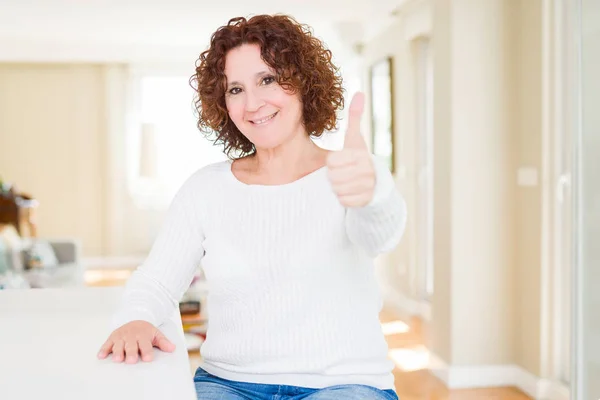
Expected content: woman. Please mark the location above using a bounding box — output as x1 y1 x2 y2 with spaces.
98 14 407 400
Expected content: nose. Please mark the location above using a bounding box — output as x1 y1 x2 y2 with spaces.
245 87 265 113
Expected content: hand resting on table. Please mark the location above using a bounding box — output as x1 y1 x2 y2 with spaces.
97 320 175 364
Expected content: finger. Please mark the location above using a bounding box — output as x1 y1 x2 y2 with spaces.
338 193 370 208
331 178 374 197
343 92 367 150
112 340 125 363
153 331 176 353
124 341 139 364
326 149 360 169
327 160 373 185
138 339 154 362
328 166 367 186
97 340 114 359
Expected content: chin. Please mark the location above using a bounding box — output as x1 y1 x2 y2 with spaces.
244 126 287 149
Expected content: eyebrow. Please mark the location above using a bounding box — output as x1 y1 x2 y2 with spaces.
227 71 272 88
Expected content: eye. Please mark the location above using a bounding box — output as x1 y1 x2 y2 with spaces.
228 87 242 95
262 76 276 85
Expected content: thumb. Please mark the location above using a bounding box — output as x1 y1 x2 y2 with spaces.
153 330 175 353
343 92 367 150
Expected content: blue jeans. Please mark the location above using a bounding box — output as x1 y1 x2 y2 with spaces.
194 368 398 399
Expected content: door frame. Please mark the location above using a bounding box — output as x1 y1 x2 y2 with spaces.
540 0 579 392
414 36 435 304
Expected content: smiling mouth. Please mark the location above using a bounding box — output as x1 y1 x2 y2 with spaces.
250 111 278 125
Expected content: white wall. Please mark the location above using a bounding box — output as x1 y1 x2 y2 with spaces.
437 0 517 366
361 0 561 389
363 0 517 367
0 64 107 256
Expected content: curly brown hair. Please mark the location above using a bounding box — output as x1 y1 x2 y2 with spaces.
190 14 345 158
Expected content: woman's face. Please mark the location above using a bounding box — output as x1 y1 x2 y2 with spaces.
224 43 304 150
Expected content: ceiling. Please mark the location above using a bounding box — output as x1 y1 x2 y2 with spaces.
0 0 405 63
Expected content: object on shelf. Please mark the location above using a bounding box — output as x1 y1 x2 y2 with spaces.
23 240 59 270
0 224 25 273
179 300 201 316
0 183 39 237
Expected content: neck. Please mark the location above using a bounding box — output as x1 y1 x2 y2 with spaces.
250 132 326 176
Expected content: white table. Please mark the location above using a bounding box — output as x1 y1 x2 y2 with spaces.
0 287 197 400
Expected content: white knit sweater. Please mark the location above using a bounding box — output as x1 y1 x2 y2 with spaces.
111 155 407 390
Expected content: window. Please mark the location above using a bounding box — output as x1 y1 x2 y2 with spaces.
129 75 228 209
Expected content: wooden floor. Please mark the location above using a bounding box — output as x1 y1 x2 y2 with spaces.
85 268 531 400
378 309 531 400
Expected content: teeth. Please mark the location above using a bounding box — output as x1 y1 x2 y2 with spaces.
253 112 277 124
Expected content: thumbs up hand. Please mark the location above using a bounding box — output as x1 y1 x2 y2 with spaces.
326 92 376 208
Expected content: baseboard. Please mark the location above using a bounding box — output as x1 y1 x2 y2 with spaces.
514 366 544 398
428 352 449 385
538 379 570 400
447 364 517 389
427 353 570 400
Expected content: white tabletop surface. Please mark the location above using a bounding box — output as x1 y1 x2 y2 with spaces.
0 287 197 400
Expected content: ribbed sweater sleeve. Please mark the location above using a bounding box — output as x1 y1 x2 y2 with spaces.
110 174 206 329
345 156 407 256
